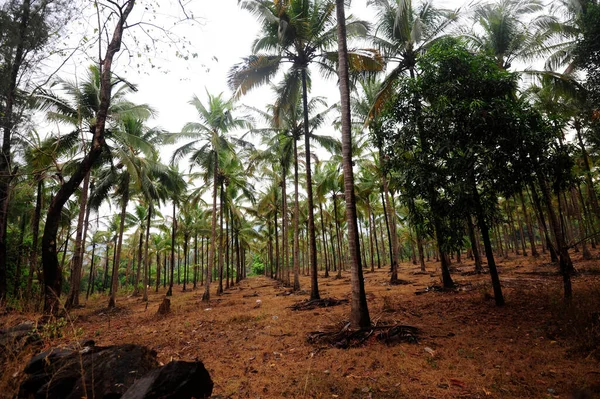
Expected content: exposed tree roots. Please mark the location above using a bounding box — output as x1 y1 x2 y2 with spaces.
307 321 419 349
288 297 348 311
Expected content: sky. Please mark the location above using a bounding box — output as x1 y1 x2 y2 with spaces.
48 0 470 162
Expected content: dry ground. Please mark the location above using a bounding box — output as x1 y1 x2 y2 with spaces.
2 250 600 399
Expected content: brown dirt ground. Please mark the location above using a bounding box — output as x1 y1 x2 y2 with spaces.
2 249 600 399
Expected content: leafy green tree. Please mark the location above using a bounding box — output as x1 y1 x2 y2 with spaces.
0 0 70 301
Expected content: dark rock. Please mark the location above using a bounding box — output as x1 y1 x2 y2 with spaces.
0 321 41 371
121 361 213 399
19 344 159 399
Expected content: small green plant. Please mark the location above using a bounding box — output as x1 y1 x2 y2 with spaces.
36 318 68 339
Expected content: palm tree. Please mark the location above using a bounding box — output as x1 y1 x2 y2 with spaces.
170 91 250 302
368 0 460 117
230 0 382 300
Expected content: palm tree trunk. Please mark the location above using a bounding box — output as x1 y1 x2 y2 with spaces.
367 202 375 273
142 205 152 301
372 210 381 269
217 181 225 295
301 68 320 300
333 195 343 278
66 171 91 309
108 178 128 308
168 201 177 297
26 177 44 298
86 240 96 300
319 202 329 278
336 0 370 327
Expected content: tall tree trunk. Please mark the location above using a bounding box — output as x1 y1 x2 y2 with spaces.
537 176 573 300
156 251 161 293
319 202 330 278
66 172 90 309
86 240 96 300
529 184 558 262
0 0 31 301
142 205 152 301
301 68 320 300
571 187 592 259
372 210 381 269
467 216 483 272
167 200 177 296
13 214 27 297
193 233 198 289
217 182 225 295
576 121 600 224
41 0 135 313
183 232 189 292
336 0 370 328
274 209 280 281
108 178 128 308
27 177 44 298
133 231 143 295
472 180 504 305
367 202 375 272
333 194 343 278
519 191 539 257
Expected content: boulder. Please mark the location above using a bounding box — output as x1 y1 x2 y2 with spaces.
19 344 159 399
121 360 213 399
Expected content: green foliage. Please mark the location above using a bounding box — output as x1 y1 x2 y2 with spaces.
374 38 556 251
250 254 265 276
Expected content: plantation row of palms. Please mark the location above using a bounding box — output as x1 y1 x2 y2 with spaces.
0 0 598 328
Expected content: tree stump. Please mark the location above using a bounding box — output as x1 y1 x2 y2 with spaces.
157 297 170 315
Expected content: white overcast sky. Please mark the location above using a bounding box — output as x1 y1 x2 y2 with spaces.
106 0 467 146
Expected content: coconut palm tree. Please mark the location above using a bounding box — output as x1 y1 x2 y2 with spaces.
230 0 382 300
368 0 461 118
170 91 251 302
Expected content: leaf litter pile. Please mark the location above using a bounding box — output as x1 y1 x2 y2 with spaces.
2 252 600 398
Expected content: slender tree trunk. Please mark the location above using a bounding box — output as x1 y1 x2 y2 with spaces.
467 216 483 272
519 191 539 257
529 183 558 262
108 179 128 308
41 0 135 313
537 176 573 300
168 201 176 296
301 68 320 300
367 202 375 272
142 205 152 301
0 0 31 301
576 122 600 224
155 251 160 293
217 182 225 295
333 195 343 278
27 177 44 297
319 202 330 278
102 243 110 292
86 240 96 300
225 212 230 290
372 211 381 269
336 1 370 327
13 214 27 297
